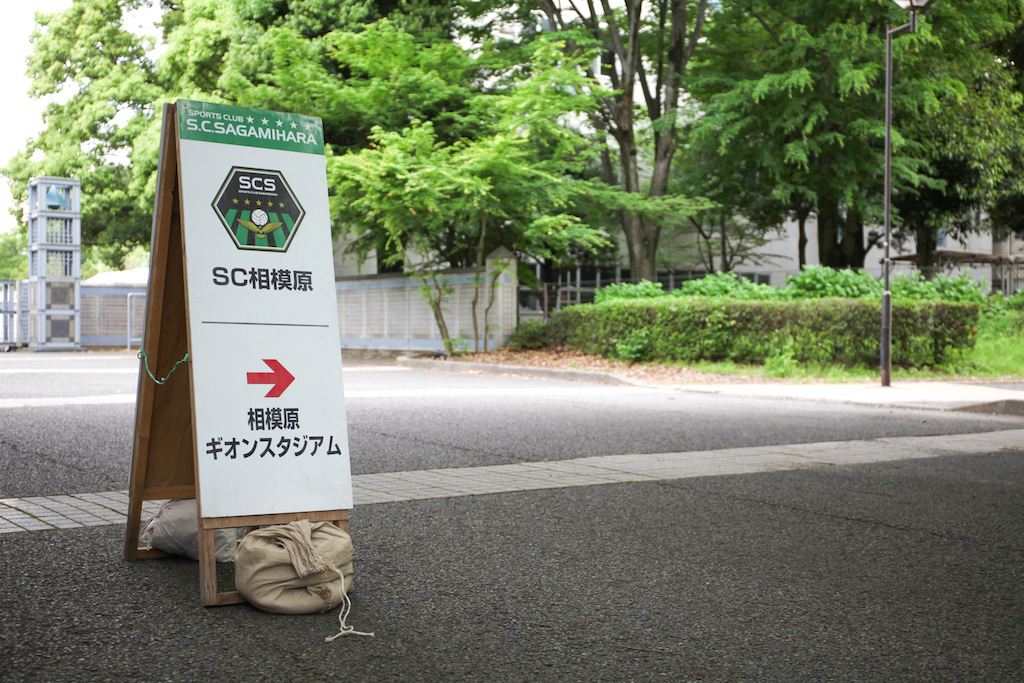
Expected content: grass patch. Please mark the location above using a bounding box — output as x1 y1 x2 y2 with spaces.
685 359 878 382
967 332 1024 378
666 332 1023 382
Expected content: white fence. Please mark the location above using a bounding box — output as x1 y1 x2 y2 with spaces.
2 259 519 353
336 265 518 352
1 281 17 350
80 285 147 348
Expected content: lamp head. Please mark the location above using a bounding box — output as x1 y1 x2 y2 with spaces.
889 0 932 11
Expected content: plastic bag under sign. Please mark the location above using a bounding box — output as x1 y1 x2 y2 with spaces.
139 499 237 563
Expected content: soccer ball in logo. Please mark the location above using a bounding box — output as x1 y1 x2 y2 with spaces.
211 167 305 252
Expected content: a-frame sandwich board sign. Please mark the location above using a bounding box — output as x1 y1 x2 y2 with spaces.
125 101 353 607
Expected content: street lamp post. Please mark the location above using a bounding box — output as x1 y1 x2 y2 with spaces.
881 0 931 387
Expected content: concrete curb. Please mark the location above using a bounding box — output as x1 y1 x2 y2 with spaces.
683 386 1024 415
395 358 1024 415
956 399 1024 416
395 357 647 387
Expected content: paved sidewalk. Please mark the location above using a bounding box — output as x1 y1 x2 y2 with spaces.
399 358 1024 414
684 380 1024 414
4 429 1021 535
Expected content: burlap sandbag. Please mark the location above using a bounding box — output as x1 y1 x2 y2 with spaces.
235 520 354 614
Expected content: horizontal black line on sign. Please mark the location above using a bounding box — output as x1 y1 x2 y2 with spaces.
201 320 330 328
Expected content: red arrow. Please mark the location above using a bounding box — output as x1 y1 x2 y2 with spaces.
247 359 295 398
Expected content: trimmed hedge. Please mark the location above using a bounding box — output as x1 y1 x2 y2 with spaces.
506 320 549 350
543 297 979 368
596 268 989 303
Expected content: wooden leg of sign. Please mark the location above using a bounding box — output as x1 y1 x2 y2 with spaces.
197 511 350 607
333 510 350 534
198 526 217 606
334 511 353 591
124 437 148 562
198 527 245 607
127 103 197 562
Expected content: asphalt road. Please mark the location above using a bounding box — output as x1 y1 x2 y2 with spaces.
1 351 1022 498
2 453 1022 682
1 352 1022 682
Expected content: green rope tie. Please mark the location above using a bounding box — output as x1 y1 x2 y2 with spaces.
138 349 189 385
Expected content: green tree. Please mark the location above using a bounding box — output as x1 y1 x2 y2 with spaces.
3 0 467 267
471 0 711 282
675 108 787 273
132 0 466 222
690 0 1021 270
219 18 485 153
3 0 161 268
330 42 611 353
978 11 1024 248
0 231 29 280
892 4 1024 274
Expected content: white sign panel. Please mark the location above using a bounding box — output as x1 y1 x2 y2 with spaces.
176 99 351 519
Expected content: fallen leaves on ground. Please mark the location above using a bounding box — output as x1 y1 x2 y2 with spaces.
454 348 781 385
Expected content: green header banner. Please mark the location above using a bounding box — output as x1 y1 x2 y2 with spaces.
177 99 325 156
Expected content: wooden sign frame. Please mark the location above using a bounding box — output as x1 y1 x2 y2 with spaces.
125 103 349 607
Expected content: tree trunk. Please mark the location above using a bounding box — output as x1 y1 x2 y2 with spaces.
424 273 454 357
543 0 707 284
615 132 660 282
817 196 868 269
915 223 938 279
719 210 729 272
483 267 502 353
689 214 714 272
593 119 618 186
839 205 867 268
615 127 654 282
816 193 844 268
470 214 486 353
796 204 810 269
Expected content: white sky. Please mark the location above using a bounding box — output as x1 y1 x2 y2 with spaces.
0 1 162 235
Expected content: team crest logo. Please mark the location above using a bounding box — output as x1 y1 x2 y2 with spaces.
212 167 305 252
